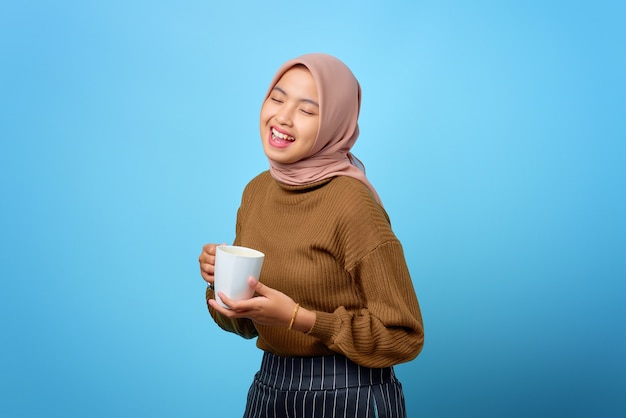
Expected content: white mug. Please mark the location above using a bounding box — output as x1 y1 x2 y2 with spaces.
214 245 265 308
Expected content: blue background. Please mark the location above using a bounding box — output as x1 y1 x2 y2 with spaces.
1 1 624 417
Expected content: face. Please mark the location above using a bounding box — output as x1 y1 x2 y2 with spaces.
260 66 320 164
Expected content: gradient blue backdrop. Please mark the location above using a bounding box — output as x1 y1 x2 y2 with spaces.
1 1 624 417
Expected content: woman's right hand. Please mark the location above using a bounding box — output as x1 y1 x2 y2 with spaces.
198 243 219 286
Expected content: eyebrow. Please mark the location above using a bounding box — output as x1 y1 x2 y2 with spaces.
272 86 319 107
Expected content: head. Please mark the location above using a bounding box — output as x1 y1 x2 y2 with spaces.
258 53 381 205
260 53 361 166
260 65 320 164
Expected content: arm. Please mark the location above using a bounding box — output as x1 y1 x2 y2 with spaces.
307 240 424 368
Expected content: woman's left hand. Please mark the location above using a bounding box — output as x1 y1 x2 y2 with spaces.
208 277 315 332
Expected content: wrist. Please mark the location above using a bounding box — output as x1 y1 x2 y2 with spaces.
291 306 316 334
287 303 300 330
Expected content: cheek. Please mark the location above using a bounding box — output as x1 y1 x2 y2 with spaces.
260 101 274 123
260 112 270 136
304 119 320 141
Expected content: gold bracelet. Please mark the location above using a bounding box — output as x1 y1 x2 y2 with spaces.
288 303 300 330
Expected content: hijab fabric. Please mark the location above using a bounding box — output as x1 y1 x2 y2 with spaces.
264 53 382 206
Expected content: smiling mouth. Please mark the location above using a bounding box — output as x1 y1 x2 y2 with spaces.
271 127 295 142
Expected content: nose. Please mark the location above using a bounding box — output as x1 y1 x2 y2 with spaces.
275 104 294 126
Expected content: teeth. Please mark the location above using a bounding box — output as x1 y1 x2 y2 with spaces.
272 128 295 141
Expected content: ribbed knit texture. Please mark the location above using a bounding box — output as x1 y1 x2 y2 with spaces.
207 171 424 368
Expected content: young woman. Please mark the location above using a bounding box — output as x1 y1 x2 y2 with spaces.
198 53 424 418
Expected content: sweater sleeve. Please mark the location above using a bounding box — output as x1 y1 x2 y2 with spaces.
203 177 260 340
205 286 258 339
306 240 424 368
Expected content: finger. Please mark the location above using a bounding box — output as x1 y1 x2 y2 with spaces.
219 291 262 314
202 243 217 256
214 243 229 253
199 252 216 265
218 292 252 311
216 291 236 309
200 273 214 284
209 299 241 317
249 277 273 297
200 262 215 275
199 261 214 282
199 245 210 261
212 300 251 318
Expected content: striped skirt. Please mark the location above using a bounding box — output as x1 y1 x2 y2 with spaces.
242 352 407 418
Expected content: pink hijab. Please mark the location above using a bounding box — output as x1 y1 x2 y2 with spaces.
263 53 382 206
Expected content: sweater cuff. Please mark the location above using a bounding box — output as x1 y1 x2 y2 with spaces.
205 285 215 304
307 311 341 342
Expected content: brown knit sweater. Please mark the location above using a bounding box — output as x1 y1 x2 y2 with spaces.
206 171 424 368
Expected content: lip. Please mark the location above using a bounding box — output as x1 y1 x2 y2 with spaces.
271 125 293 138
268 125 294 149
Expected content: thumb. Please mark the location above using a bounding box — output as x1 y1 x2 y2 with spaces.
248 276 268 295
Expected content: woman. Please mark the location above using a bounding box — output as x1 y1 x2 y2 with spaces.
199 53 424 418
